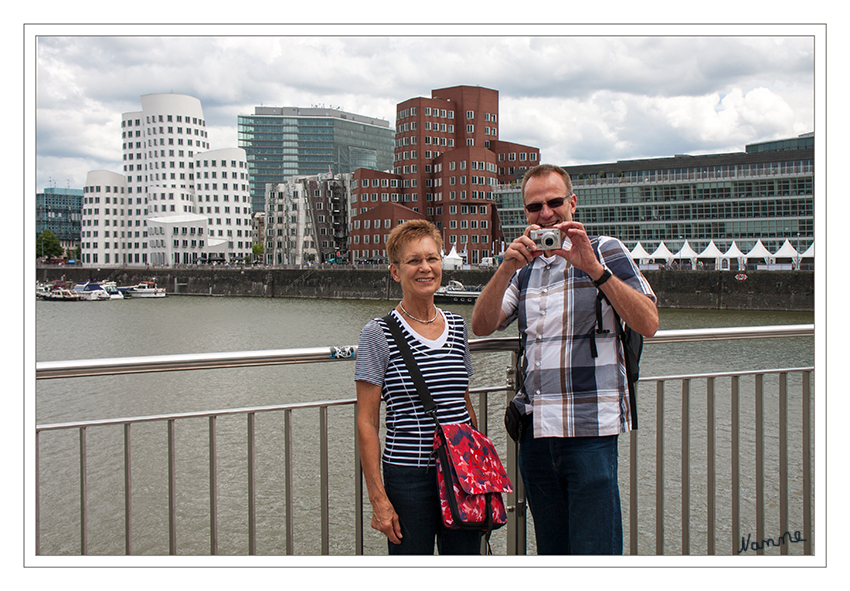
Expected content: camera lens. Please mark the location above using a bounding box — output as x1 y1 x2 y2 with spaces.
542 234 557 248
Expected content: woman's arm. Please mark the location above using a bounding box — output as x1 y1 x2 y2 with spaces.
356 379 402 544
463 389 478 430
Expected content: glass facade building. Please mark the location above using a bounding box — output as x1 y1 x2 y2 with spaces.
493 133 814 256
238 107 394 214
36 187 84 254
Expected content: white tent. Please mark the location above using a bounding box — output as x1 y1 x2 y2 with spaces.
630 242 652 263
773 239 801 268
697 240 724 268
800 242 814 258
722 241 747 271
442 245 463 270
674 240 699 268
649 242 675 263
745 240 774 265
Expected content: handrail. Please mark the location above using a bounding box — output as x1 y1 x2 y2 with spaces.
34 324 815 556
35 324 814 380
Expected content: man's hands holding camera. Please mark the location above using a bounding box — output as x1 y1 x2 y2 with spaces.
503 222 603 280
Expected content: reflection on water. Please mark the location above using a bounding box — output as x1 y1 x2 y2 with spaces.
35 297 814 555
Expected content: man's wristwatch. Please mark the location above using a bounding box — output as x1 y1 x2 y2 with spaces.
594 266 613 287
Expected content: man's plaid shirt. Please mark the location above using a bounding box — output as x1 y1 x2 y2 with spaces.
498 236 657 438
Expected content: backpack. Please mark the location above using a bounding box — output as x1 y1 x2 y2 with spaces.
514 238 643 430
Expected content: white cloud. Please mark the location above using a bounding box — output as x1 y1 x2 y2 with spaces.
33 33 815 190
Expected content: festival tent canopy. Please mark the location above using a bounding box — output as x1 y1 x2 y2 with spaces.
723 241 746 260
800 242 814 258
675 240 699 259
773 239 800 260
630 242 652 261
697 240 724 259
745 240 774 264
649 242 675 263
442 245 463 270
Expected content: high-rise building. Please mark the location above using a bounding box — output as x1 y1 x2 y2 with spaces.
348 85 540 265
80 93 251 266
238 106 395 214
36 186 83 258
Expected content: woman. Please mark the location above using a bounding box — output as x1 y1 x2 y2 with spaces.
354 220 481 555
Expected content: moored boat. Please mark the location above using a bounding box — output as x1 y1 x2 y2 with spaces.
73 281 112 301
42 288 81 302
124 281 166 298
434 280 482 304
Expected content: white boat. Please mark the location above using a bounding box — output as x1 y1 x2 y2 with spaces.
73 281 112 301
434 280 482 304
124 281 166 298
42 288 81 302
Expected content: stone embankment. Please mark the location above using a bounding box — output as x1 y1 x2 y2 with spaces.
37 266 814 311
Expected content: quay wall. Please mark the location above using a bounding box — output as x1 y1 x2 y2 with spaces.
37 266 814 311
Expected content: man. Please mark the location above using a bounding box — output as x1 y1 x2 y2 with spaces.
472 164 658 555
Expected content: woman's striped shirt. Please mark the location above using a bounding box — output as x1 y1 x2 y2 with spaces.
355 308 473 467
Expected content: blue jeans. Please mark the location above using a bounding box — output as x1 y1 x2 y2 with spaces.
382 462 482 555
518 424 622 555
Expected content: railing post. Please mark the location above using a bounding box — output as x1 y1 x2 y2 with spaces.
681 379 690 555
80 426 87 556
505 353 526 555
779 372 788 555
802 370 812 555
354 404 364 555
755 373 765 555
320 405 330 555
629 429 638 556
167 419 176 555
284 409 293 555
247 412 256 555
655 380 664 555
124 422 132 555
209 416 218 556
706 376 716 555
731 375 740 555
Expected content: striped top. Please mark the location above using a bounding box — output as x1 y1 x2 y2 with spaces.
499 235 657 438
355 308 473 467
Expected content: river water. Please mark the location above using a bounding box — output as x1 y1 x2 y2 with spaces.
35 296 814 556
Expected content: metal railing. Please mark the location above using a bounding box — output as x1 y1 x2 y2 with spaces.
35 324 814 556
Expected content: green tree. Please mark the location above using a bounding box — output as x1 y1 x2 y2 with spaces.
37 229 63 259
252 243 264 263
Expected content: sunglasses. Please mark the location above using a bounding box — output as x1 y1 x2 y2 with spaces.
524 196 568 213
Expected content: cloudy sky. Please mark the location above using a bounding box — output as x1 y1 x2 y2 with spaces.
33 26 818 192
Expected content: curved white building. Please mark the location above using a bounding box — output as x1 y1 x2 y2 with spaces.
81 93 249 266
194 147 252 262
81 170 128 266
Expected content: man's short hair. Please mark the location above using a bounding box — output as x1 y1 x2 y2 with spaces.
521 164 573 202
386 219 443 264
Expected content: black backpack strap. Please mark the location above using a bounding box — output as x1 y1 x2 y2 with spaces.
382 312 437 418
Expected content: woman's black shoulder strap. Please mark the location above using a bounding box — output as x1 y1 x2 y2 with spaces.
382 312 437 416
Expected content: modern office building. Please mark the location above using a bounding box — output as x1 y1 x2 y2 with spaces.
238 106 395 214
348 85 540 265
36 186 83 257
80 93 251 266
492 133 814 259
263 172 352 266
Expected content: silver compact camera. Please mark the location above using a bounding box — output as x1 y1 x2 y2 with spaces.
530 228 562 250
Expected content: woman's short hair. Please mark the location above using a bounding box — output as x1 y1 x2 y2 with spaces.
386 219 443 264
521 164 573 201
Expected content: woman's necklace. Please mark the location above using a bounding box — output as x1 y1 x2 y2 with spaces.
399 302 439 324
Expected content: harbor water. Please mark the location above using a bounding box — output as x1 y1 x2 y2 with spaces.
35 296 815 556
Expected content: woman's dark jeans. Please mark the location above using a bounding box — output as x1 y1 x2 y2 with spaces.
382 462 482 555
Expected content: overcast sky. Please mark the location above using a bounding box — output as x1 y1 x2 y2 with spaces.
34 29 816 192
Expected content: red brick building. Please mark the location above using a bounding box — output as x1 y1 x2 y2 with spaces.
349 85 540 265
